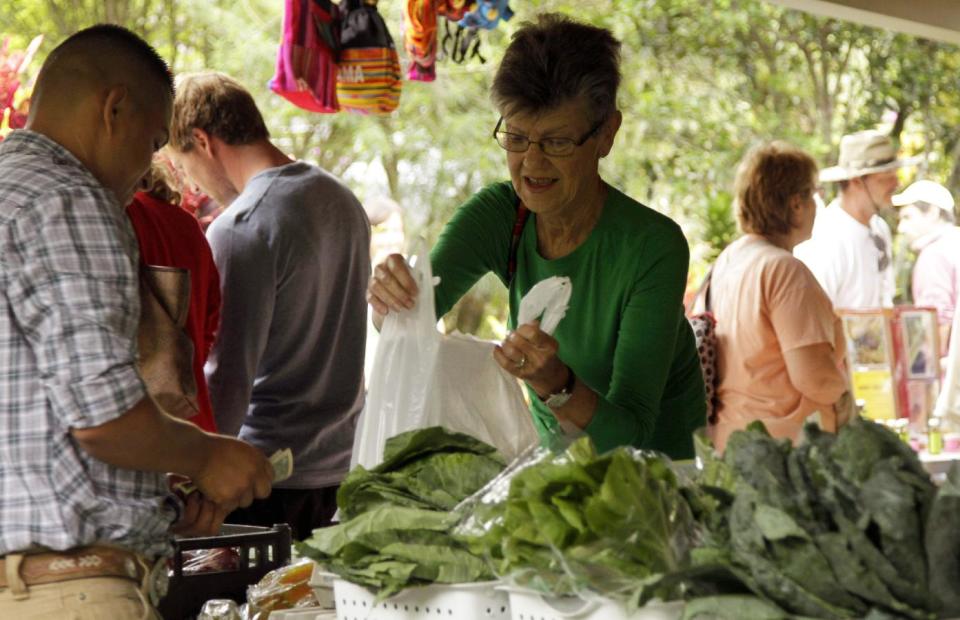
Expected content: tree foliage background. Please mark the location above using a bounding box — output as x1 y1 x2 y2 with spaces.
3 0 959 333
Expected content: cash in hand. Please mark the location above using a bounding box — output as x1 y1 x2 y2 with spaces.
174 448 293 497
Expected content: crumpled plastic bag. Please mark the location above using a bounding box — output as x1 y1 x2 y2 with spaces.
517 276 571 334
244 559 318 620
181 548 241 575
454 437 694 607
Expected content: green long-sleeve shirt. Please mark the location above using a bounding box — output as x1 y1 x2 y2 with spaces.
431 181 705 459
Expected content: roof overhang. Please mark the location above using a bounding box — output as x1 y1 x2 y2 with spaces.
766 0 960 46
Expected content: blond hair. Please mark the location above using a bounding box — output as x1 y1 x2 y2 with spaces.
140 155 181 204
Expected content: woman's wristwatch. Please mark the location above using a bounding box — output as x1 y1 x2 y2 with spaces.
541 366 576 409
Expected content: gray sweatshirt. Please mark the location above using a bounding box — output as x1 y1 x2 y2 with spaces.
205 161 370 488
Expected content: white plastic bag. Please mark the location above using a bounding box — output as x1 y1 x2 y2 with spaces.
352 254 570 469
517 276 571 333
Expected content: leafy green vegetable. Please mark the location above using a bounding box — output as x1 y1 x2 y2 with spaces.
296 427 505 599
925 462 960 616
378 426 502 471
336 427 505 521
458 437 694 605
686 418 940 620
682 595 796 619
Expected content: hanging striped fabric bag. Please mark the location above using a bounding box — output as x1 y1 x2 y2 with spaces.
336 0 402 115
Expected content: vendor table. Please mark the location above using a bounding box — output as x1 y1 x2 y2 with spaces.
920 450 960 477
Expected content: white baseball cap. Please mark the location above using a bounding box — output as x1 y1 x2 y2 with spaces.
892 180 955 214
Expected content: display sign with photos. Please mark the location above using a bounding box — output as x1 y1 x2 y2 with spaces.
892 306 940 428
840 309 898 421
896 308 940 380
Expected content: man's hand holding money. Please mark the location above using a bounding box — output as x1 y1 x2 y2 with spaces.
172 445 292 536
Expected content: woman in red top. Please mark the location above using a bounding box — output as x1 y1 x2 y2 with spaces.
126 158 221 432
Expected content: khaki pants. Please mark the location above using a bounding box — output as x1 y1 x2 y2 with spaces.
0 553 161 620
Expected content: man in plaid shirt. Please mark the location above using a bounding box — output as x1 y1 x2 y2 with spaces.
0 25 273 618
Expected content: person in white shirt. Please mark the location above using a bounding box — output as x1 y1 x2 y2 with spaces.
794 130 918 310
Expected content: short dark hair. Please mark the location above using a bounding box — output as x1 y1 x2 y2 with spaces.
913 200 956 223
734 141 818 237
39 24 172 96
491 13 621 123
171 72 269 152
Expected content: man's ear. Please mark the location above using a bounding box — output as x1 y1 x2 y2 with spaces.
102 85 129 138
192 128 215 157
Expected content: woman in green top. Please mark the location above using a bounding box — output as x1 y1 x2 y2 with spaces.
368 13 705 458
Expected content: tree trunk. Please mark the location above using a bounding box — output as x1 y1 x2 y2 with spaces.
946 138 960 198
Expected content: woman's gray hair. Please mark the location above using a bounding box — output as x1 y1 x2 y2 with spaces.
491 13 621 124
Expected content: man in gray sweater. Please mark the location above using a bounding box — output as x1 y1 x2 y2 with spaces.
168 72 370 539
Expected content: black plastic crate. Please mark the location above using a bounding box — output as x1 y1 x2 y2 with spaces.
158 523 291 620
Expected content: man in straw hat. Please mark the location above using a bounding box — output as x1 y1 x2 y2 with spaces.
795 129 919 309
893 180 960 354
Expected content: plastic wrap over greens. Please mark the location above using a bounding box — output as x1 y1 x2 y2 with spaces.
683 418 959 620
456 436 695 606
297 427 505 599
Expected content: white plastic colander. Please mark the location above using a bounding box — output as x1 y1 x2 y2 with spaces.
503 587 683 620
333 578 510 620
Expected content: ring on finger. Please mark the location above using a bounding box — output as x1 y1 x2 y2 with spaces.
516 354 527 370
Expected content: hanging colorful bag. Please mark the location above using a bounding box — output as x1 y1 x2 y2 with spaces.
337 0 402 114
269 0 340 113
403 0 438 82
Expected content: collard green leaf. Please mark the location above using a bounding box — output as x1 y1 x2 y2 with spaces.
859 462 928 590
814 532 929 620
752 504 809 542
925 462 960 616
299 428 504 599
697 420 941 619
298 505 453 557
392 451 506 510
828 417 928 484
723 429 797 514
337 428 506 520
378 426 503 472
728 495 862 618
682 595 793 620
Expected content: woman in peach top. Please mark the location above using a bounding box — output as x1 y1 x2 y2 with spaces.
710 142 853 452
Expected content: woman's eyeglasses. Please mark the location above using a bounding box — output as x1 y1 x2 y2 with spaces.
492 117 606 157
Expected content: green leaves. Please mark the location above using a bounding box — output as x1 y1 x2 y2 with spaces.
460 437 694 605
336 427 505 521
688 419 941 620
297 427 504 599
925 462 960 616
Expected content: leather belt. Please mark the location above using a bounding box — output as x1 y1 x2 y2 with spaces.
0 546 146 588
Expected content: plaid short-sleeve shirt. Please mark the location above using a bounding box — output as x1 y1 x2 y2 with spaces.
0 130 176 558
